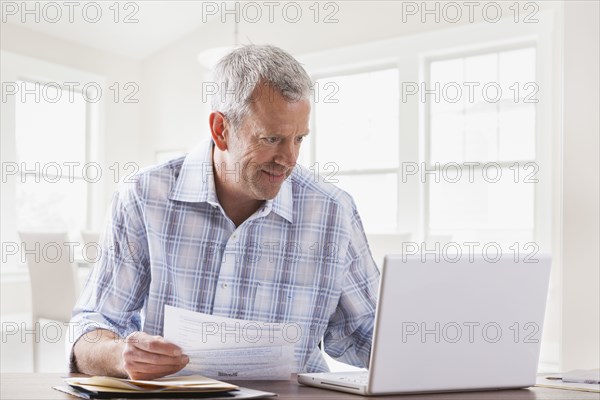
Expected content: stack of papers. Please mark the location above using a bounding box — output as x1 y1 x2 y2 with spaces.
164 306 297 380
563 369 600 384
54 375 278 399
63 374 238 394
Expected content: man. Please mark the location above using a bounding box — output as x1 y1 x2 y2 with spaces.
70 45 379 380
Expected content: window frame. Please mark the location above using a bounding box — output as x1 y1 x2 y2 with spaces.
422 42 540 244
299 26 553 246
1 51 105 268
309 65 403 233
14 78 93 233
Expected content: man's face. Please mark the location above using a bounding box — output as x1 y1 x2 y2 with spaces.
222 84 311 201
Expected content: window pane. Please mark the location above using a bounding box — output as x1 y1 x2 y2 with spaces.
15 81 86 166
464 53 497 104
315 69 399 171
498 103 536 161
429 48 536 164
428 165 535 231
16 178 87 235
499 48 536 100
14 80 88 235
464 104 498 161
430 112 464 163
334 173 397 233
430 58 464 114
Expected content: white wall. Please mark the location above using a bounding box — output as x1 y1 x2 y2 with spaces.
561 0 600 371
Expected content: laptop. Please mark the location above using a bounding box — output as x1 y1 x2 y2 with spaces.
298 253 552 395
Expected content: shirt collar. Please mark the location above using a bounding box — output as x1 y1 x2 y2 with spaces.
269 175 293 224
169 139 217 205
169 139 294 224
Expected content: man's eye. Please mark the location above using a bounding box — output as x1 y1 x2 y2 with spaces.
264 137 279 144
297 136 305 143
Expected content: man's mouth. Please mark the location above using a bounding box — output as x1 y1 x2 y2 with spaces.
262 169 287 182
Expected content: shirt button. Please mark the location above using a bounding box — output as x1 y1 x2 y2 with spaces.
222 283 228 289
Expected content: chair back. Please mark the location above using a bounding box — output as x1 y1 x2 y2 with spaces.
18 232 78 323
80 230 101 263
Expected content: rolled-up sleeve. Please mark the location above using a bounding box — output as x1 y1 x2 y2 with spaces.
67 179 151 371
323 208 380 368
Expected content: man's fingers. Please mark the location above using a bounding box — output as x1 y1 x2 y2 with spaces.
125 361 188 381
126 332 183 356
124 358 187 375
123 348 189 380
122 332 189 380
127 358 188 373
125 346 188 366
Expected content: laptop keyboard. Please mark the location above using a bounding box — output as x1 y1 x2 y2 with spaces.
335 372 369 385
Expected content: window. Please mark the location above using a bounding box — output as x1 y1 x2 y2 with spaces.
307 47 540 245
312 68 400 233
298 14 555 372
426 47 538 246
15 80 90 237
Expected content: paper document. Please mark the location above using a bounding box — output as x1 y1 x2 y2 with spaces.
563 369 600 384
164 305 299 380
536 374 600 393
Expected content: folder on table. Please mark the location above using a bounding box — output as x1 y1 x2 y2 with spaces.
53 374 276 398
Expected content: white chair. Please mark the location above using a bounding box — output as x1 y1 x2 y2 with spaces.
80 230 101 264
18 231 78 372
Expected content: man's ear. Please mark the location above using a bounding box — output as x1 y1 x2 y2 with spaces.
210 112 229 151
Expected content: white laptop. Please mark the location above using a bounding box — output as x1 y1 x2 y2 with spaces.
298 253 552 396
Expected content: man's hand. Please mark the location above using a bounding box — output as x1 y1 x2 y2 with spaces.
72 329 189 380
122 332 189 380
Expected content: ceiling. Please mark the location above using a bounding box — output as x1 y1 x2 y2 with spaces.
2 1 212 60
2 1 561 61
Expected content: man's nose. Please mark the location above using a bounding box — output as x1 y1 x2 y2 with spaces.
275 141 298 167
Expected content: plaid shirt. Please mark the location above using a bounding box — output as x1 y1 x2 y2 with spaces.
70 139 380 372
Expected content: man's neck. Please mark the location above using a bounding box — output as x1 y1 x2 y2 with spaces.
212 158 263 227
217 188 264 227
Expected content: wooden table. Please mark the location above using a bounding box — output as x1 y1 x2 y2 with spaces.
1 373 598 399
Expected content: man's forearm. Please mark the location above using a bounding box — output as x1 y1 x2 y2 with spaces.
72 329 127 377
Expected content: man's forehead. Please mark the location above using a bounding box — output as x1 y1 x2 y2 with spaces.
244 113 310 136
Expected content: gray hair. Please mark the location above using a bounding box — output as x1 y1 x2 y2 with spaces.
211 44 313 128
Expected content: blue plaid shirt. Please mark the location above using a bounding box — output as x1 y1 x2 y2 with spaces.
70 139 380 373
